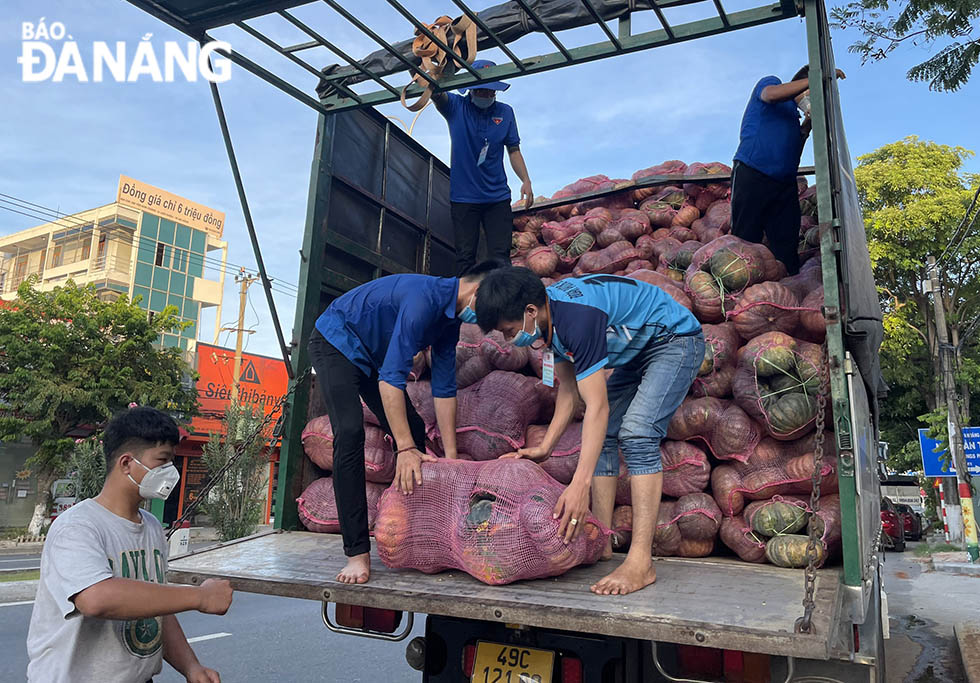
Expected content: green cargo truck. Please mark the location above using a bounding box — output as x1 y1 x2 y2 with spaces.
129 0 888 679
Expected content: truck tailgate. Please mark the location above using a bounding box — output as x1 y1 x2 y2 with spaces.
169 530 843 660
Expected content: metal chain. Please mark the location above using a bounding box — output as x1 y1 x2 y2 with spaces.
796 340 829 634
166 366 312 539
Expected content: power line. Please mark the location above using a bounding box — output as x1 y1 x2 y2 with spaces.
936 184 980 267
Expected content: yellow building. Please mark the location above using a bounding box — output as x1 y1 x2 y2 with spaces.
0 176 228 352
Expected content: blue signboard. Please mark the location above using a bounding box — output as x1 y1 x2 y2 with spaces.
918 427 980 477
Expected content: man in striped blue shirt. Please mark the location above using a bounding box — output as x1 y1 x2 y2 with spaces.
476 268 704 595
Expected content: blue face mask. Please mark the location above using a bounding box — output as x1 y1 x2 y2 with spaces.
471 94 495 109
459 306 477 325
511 311 541 348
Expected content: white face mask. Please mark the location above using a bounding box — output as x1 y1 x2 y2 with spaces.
128 459 180 500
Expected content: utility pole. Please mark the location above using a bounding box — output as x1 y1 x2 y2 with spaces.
926 255 979 561
221 268 257 403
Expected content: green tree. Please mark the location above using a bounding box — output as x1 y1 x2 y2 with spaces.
200 402 269 542
832 0 980 91
0 279 198 530
856 137 980 472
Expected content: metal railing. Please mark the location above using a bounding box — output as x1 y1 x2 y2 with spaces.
125 0 800 114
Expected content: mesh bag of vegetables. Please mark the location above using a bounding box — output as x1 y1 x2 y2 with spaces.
709 436 838 516
727 282 802 339
732 331 823 441
297 476 387 533
719 514 767 563
690 322 740 398
524 422 582 484
666 397 762 463
661 440 711 497
632 160 689 202
684 236 776 323
432 371 540 460
627 269 693 312
652 493 722 558
302 418 396 483
375 459 606 585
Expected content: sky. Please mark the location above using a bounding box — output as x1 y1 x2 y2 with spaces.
1 0 978 360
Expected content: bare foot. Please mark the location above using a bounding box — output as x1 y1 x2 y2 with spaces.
590 559 656 595
336 553 370 584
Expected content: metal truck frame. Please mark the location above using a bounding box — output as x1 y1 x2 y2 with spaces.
127 0 887 680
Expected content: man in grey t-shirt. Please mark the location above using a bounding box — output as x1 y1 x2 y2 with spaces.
27 407 233 683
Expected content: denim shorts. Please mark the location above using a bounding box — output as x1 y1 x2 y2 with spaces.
594 332 705 477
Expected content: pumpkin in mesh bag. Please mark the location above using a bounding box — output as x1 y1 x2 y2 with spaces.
733 332 822 441
511 231 539 256
632 160 688 202
542 216 587 248
480 331 529 372
376 459 605 585
691 364 736 398
651 500 683 557
639 200 676 229
662 440 711 497
799 289 826 342
583 206 616 235
729 282 801 339
625 259 655 275
301 418 394 482
696 323 740 376
611 209 651 241
554 232 596 273
527 246 559 277
672 204 700 228
719 515 767 563
442 371 540 460
297 477 387 533
685 236 773 323
684 162 731 201
808 494 842 562
669 226 698 243
744 496 809 537
525 422 582 485
666 397 761 463
302 415 335 470
766 534 826 568
576 241 641 276
407 380 436 428
611 505 633 550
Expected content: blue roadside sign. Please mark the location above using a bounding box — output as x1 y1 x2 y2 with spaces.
918 427 980 477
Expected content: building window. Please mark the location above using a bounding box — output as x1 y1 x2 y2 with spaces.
81 237 92 261
95 235 107 269
155 242 166 266
50 245 63 268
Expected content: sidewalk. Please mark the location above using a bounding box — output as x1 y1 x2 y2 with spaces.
956 622 980 683
0 579 38 603
931 551 980 576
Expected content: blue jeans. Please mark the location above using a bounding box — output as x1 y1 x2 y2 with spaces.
594 333 705 477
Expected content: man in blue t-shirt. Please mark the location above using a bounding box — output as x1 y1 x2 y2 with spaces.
307 261 501 585
476 268 704 596
731 65 845 274
433 60 534 276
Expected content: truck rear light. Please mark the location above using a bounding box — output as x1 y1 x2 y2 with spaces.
462 644 476 677
853 624 861 652
334 604 401 633
677 645 723 676
560 656 583 683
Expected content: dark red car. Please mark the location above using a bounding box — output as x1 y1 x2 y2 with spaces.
895 503 923 541
880 497 906 552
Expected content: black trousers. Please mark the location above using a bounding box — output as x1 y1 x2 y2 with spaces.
731 161 801 275
307 330 426 557
451 199 512 276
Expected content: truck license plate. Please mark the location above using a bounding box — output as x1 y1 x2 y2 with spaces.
471 642 554 683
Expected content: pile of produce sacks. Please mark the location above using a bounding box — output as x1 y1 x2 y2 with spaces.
297 159 839 574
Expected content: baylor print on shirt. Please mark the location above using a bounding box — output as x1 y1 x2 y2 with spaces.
110 547 166 658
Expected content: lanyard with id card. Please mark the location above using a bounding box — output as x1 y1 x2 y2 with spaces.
541 349 555 387
477 138 488 166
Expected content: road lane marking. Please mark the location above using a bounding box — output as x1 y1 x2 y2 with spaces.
0 558 39 563
0 600 35 607
187 632 232 644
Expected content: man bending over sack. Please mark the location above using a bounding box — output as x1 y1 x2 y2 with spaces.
27 407 232 683
309 260 502 584
476 268 704 595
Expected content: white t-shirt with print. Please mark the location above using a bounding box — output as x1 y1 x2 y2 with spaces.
27 498 169 683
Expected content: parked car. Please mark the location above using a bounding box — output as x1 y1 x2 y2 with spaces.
894 503 923 541
881 497 907 552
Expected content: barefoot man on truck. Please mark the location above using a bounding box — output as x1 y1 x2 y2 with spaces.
308 260 502 584
475 267 703 595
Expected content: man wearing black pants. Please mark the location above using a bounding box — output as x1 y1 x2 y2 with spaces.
434 60 534 275
731 64 844 274
308 261 500 585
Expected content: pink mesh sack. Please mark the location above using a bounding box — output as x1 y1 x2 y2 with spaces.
710 436 839 516
728 282 802 339
435 371 539 460
732 331 822 441
684 236 776 323
632 160 688 202
690 323 740 398
719 515 767 563
583 207 617 236
542 217 587 248
627 269 694 312
662 440 711 497
639 200 676 229
652 493 721 558
575 241 642 275
302 415 335 469
407 380 436 428
666 397 761 463
375 459 606 585
301 418 394 482
297 477 387 533
480 331 530 372
524 422 582 484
